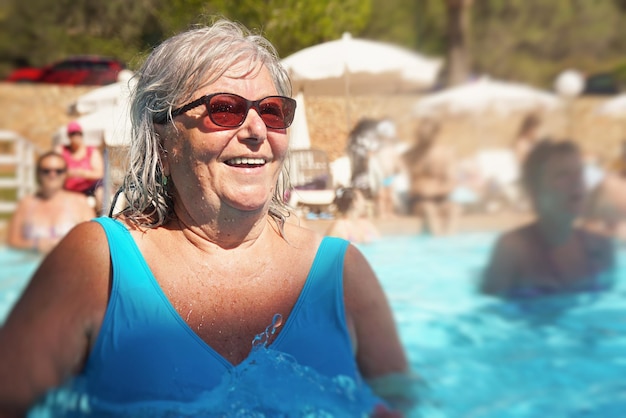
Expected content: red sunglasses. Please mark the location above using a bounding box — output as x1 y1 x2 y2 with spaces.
155 93 296 129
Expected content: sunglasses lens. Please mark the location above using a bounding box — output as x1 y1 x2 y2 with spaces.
206 94 295 129
259 97 296 129
40 168 66 175
208 95 246 127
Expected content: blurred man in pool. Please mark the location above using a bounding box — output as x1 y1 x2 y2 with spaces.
0 18 411 417
481 139 615 297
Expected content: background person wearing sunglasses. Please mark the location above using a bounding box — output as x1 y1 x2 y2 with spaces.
6 151 95 253
0 18 414 417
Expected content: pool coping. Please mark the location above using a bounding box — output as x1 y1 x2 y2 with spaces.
0 210 534 245
298 210 534 236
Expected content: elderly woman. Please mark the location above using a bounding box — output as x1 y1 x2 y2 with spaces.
481 139 615 298
0 19 410 416
7 151 95 253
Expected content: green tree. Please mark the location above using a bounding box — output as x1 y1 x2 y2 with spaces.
1 0 626 90
1 0 164 72
471 0 626 86
156 0 372 58
361 0 448 56
441 0 474 86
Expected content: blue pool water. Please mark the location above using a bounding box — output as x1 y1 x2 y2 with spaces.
359 233 626 418
2 232 626 417
0 248 41 326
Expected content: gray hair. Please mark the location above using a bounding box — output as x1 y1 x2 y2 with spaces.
117 18 293 228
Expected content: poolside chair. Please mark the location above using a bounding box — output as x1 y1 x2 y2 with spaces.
286 149 336 216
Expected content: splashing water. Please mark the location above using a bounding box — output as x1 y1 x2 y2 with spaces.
29 313 386 417
251 313 283 349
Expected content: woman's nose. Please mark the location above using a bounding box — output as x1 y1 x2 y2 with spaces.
240 109 267 142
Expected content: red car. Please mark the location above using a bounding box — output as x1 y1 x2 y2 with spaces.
5 55 125 86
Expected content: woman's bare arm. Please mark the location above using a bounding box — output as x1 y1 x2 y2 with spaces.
0 222 110 415
480 232 519 296
76 148 105 181
342 244 414 409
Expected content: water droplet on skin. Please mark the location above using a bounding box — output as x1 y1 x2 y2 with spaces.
270 313 283 334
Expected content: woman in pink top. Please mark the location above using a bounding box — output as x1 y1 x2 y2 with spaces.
55 121 105 213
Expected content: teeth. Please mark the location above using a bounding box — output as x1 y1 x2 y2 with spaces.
228 157 266 165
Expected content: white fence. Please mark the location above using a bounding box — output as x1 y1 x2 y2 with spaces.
0 130 38 215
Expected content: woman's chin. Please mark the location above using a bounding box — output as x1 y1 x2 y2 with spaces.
225 196 272 214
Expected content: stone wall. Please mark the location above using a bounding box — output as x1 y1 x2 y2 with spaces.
1 82 624 165
304 94 626 165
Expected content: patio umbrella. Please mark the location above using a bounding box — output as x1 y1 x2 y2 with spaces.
282 33 441 134
55 75 135 148
597 93 626 118
414 76 562 117
412 77 564 166
281 32 442 96
597 93 626 141
288 92 311 150
69 70 135 115
54 95 132 148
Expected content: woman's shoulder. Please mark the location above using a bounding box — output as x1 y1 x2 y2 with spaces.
16 193 37 208
284 219 325 246
42 221 111 275
578 227 614 262
496 223 535 248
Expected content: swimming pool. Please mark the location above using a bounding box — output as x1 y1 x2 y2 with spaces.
2 233 626 417
359 233 626 418
0 247 41 326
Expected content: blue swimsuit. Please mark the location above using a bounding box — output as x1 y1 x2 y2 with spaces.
82 217 362 403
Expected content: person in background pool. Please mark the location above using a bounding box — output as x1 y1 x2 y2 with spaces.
481 139 615 298
368 118 407 219
346 117 382 201
582 142 626 242
326 186 381 244
512 112 542 166
403 118 460 236
54 121 105 214
6 151 95 254
0 19 411 417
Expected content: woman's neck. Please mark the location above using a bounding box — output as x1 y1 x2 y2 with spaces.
68 143 85 154
37 188 62 201
174 205 271 251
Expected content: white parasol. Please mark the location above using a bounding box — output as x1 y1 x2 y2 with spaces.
414 76 562 117
288 92 311 150
597 94 626 118
281 33 442 96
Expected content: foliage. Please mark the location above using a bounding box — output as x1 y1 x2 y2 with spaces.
159 0 372 58
0 0 625 90
1 0 162 68
471 0 626 86
361 0 448 56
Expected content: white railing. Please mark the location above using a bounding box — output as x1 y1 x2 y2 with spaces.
0 130 38 214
